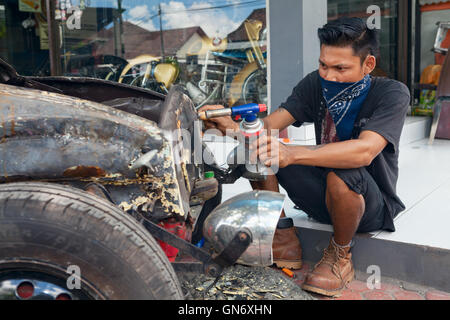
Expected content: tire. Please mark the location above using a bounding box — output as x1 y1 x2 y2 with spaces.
0 182 184 300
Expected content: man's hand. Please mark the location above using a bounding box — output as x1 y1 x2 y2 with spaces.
249 133 293 168
198 105 239 136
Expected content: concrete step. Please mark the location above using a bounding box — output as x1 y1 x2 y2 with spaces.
400 116 432 146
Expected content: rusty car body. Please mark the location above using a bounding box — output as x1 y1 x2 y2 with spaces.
0 57 218 222
0 58 286 300
0 57 227 299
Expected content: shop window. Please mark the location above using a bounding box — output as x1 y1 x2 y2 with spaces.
0 0 51 76
52 0 267 108
327 0 399 79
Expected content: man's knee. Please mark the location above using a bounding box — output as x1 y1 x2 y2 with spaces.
326 170 365 210
326 171 352 196
326 168 367 196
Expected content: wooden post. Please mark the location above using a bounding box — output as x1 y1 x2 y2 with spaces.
46 0 61 76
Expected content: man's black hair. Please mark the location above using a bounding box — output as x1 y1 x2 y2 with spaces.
318 17 380 63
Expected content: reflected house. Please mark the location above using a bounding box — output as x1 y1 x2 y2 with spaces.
227 8 266 43
81 8 268 65
225 7 267 56
93 22 211 61
191 8 268 68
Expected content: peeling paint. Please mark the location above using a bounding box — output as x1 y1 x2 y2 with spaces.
181 162 191 193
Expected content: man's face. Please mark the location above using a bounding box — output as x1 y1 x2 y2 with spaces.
318 45 376 83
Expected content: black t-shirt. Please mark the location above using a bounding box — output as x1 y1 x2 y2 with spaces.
280 70 411 232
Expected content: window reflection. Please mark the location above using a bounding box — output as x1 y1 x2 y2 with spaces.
55 0 267 108
327 0 399 79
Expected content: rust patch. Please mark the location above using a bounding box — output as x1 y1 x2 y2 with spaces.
118 196 155 213
63 166 107 178
82 170 184 216
181 162 191 193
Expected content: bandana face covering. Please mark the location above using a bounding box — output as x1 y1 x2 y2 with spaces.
320 75 371 141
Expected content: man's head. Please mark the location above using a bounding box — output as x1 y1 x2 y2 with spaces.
317 17 379 83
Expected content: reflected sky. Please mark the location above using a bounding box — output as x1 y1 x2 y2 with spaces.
70 0 265 37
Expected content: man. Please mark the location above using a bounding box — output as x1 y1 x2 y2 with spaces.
199 17 410 297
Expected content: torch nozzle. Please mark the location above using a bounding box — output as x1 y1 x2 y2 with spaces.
198 104 267 122
198 111 207 121
197 108 233 120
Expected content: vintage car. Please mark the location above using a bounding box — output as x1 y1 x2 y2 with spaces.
0 58 284 300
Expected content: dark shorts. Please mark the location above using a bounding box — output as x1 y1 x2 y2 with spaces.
276 165 385 233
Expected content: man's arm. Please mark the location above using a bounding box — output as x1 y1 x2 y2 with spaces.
263 107 297 131
253 130 388 169
288 130 388 168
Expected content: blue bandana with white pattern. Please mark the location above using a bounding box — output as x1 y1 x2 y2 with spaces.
320 75 371 141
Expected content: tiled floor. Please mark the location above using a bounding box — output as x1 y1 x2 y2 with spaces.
275 262 450 300
374 138 450 249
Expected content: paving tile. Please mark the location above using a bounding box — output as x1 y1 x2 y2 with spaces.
363 290 394 300
393 291 424 300
379 282 403 293
293 263 311 278
426 290 450 300
294 278 305 287
346 280 370 293
335 290 364 300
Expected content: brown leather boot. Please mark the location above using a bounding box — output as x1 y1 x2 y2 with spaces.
301 237 354 297
272 218 302 269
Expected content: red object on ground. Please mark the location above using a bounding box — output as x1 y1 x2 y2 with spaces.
158 219 187 262
282 268 295 278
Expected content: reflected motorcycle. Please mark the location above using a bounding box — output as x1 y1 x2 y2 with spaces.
184 19 267 109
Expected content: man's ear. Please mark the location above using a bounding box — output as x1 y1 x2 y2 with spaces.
363 55 377 75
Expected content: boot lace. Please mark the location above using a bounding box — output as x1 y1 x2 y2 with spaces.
313 241 348 283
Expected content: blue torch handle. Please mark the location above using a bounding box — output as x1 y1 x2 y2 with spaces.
231 103 267 122
231 103 260 117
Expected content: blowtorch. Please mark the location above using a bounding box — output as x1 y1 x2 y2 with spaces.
198 103 267 123
198 103 269 181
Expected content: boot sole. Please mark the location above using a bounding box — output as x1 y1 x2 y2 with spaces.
301 269 355 297
273 259 303 270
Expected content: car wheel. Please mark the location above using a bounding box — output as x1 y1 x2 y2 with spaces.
0 182 183 300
